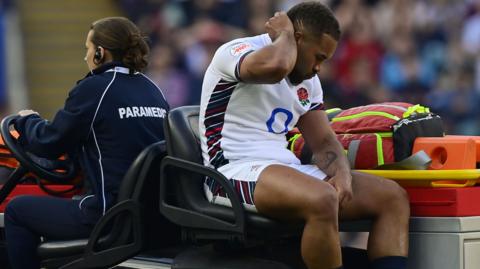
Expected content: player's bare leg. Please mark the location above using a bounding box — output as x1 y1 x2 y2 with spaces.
339 171 409 259
254 165 342 269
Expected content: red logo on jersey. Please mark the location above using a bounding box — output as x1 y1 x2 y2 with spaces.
297 88 310 106
230 43 252 56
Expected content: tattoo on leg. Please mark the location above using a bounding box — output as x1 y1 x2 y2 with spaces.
318 151 337 171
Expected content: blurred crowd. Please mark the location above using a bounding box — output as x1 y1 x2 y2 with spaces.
117 0 480 135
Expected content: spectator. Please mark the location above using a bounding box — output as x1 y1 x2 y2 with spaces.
147 44 190 108
118 0 480 135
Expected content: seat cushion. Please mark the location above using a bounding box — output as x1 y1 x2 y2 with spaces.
38 239 88 259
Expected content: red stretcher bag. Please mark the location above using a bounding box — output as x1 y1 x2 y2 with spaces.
288 102 444 169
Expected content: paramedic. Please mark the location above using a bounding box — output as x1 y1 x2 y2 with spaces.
4 17 169 269
199 2 409 269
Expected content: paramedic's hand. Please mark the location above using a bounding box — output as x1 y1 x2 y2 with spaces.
265 11 294 41
327 170 353 208
18 110 39 117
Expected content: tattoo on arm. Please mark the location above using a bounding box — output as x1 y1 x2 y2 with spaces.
317 151 337 171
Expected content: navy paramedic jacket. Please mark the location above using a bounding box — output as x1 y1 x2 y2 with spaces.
14 62 169 224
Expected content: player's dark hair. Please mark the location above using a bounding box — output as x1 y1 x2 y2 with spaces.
287 1 341 41
90 17 149 71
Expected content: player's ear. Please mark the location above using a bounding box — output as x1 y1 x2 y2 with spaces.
294 31 303 43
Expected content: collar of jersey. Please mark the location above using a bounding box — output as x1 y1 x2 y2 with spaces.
86 62 133 77
105 66 139 75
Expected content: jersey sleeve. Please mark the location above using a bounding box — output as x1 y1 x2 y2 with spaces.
210 40 256 82
309 77 325 111
15 78 103 158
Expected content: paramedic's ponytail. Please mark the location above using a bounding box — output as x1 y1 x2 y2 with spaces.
90 17 149 72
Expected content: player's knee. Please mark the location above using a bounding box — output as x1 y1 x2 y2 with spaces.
305 184 339 221
382 180 410 217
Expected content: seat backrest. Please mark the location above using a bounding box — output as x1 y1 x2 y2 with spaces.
117 141 167 202
164 106 223 215
103 141 170 247
165 106 202 164
120 140 180 249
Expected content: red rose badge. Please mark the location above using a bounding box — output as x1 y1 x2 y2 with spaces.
297 87 310 106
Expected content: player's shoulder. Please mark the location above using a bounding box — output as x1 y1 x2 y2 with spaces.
217 34 270 56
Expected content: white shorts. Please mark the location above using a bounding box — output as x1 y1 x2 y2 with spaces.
204 160 327 212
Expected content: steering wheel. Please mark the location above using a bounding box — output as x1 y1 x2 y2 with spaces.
0 115 79 203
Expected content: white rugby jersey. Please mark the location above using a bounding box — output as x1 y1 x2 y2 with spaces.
199 33 325 169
